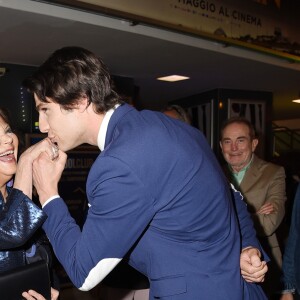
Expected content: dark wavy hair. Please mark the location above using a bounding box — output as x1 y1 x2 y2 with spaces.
0 107 26 156
23 46 122 113
0 107 13 128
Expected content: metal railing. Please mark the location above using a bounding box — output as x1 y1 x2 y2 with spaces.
272 124 300 156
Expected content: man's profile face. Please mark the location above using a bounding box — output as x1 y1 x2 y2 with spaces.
220 122 258 172
34 94 85 152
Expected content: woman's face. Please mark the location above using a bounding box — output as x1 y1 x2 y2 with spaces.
0 116 19 185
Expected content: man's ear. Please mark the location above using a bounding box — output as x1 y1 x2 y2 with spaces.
219 141 223 151
77 95 89 113
252 138 259 152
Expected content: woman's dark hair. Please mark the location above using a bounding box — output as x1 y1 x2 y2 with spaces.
0 107 26 156
0 107 13 128
23 46 122 113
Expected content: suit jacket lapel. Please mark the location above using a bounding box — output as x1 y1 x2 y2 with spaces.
240 155 261 193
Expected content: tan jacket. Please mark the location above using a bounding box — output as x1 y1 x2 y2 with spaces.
226 155 286 267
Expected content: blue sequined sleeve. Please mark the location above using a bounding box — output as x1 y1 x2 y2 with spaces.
0 188 47 249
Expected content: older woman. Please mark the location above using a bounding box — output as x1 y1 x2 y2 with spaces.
0 107 59 300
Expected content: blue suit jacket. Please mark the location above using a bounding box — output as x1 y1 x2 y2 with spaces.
41 104 266 299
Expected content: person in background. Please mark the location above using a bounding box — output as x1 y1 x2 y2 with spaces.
220 116 287 299
162 105 191 124
0 107 59 300
21 46 267 299
280 180 300 300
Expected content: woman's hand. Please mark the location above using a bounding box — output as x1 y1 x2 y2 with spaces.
14 138 60 199
22 287 59 300
20 138 59 163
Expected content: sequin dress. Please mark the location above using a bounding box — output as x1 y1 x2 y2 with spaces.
0 188 46 273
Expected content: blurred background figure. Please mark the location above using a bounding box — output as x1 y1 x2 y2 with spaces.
162 105 191 124
280 180 300 300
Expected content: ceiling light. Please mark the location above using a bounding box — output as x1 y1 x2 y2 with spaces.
157 75 190 82
292 92 300 103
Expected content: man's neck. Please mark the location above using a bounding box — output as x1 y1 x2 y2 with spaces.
97 104 120 151
83 104 105 147
232 165 245 173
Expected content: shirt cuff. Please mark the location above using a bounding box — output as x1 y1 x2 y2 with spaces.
42 195 60 208
281 289 296 294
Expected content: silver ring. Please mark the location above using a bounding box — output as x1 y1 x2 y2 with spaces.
52 145 59 158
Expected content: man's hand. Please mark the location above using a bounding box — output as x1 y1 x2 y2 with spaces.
257 202 275 215
33 150 67 205
22 287 59 300
240 247 268 283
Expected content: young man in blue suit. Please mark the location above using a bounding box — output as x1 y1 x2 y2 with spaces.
18 46 267 299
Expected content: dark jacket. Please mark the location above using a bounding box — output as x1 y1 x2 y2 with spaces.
282 182 300 294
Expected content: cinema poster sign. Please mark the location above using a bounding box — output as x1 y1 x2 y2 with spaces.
50 0 300 61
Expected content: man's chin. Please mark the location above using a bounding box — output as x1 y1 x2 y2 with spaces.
229 160 243 167
230 161 248 171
